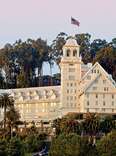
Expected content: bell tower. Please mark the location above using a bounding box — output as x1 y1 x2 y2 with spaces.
60 37 81 114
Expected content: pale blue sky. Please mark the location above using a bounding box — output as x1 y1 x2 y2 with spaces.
0 0 115 74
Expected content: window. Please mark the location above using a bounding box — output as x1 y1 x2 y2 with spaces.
102 108 105 112
87 75 91 80
67 49 70 57
112 101 114 106
67 83 69 86
87 101 89 106
73 49 77 57
70 96 73 100
67 90 69 93
112 109 114 113
95 108 98 112
104 87 108 91
70 83 73 87
69 75 75 80
96 94 98 98
112 94 114 99
87 94 89 98
69 64 74 66
103 80 106 84
87 108 89 112
103 101 105 106
93 87 97 90
69 68 75 72
97 70 99 73
96 101 98 105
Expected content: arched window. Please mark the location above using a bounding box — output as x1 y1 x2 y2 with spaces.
73 49 77 57
67 49 70 57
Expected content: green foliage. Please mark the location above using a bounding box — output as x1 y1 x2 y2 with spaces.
82 113 100 136
51 32 67 65
79 137 98 156
100 115 116 134
97 130 116 156
93 46 116 81
0 70 5 89
0 33 115 89
53 116 81 136
75 33 91 63
6 137 24 156
49 133 99 156
49 133 81 156
24 133 46 153
90 39 107 59
0 139 7 156
0 93 14 129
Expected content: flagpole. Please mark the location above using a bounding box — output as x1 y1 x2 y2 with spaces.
71 17 80 38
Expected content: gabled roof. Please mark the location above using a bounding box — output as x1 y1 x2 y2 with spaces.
84 74 101 92
81 62 116 88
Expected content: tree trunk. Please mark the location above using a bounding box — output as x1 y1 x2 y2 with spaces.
4 106 6 129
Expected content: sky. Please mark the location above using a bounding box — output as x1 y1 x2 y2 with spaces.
0 0 116 74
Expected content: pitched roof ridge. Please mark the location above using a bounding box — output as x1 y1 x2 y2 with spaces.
84 73 101 92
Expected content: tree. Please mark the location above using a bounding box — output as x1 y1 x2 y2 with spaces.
49 133 81 156
97 130 116 156
0 139 7 156
0 69 5 89
53 116 81 136
16 69 27 88
6 106 20 137
6 137 24 156
0 93 14 129
79 136 98 156
82 113 100 137
100 115 116 134
93 46 116 81
24 133 46 153
51 32 67 66
90 39 107 59
75 33 91 64
49 133 98 156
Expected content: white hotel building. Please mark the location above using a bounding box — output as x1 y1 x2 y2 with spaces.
0 38 116 122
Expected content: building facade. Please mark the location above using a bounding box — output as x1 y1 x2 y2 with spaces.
0 38 116 122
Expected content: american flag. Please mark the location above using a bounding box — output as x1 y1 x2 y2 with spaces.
71 17 80 26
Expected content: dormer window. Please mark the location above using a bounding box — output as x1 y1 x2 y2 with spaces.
67 49 70 57
73 49 77 57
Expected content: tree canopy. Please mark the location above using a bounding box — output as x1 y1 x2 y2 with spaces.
0 33 115 89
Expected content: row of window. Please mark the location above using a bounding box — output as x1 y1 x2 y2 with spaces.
93 86 109 91
66 49 77 57
91 69 100 74
86 94 115 99
69 75 75 80
67 103 76 108
86 108 115 113
67 82 77 87
67 96 77 100
87 101 115 106
69 68 75 72
67 89 77 94
18 102 57 108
